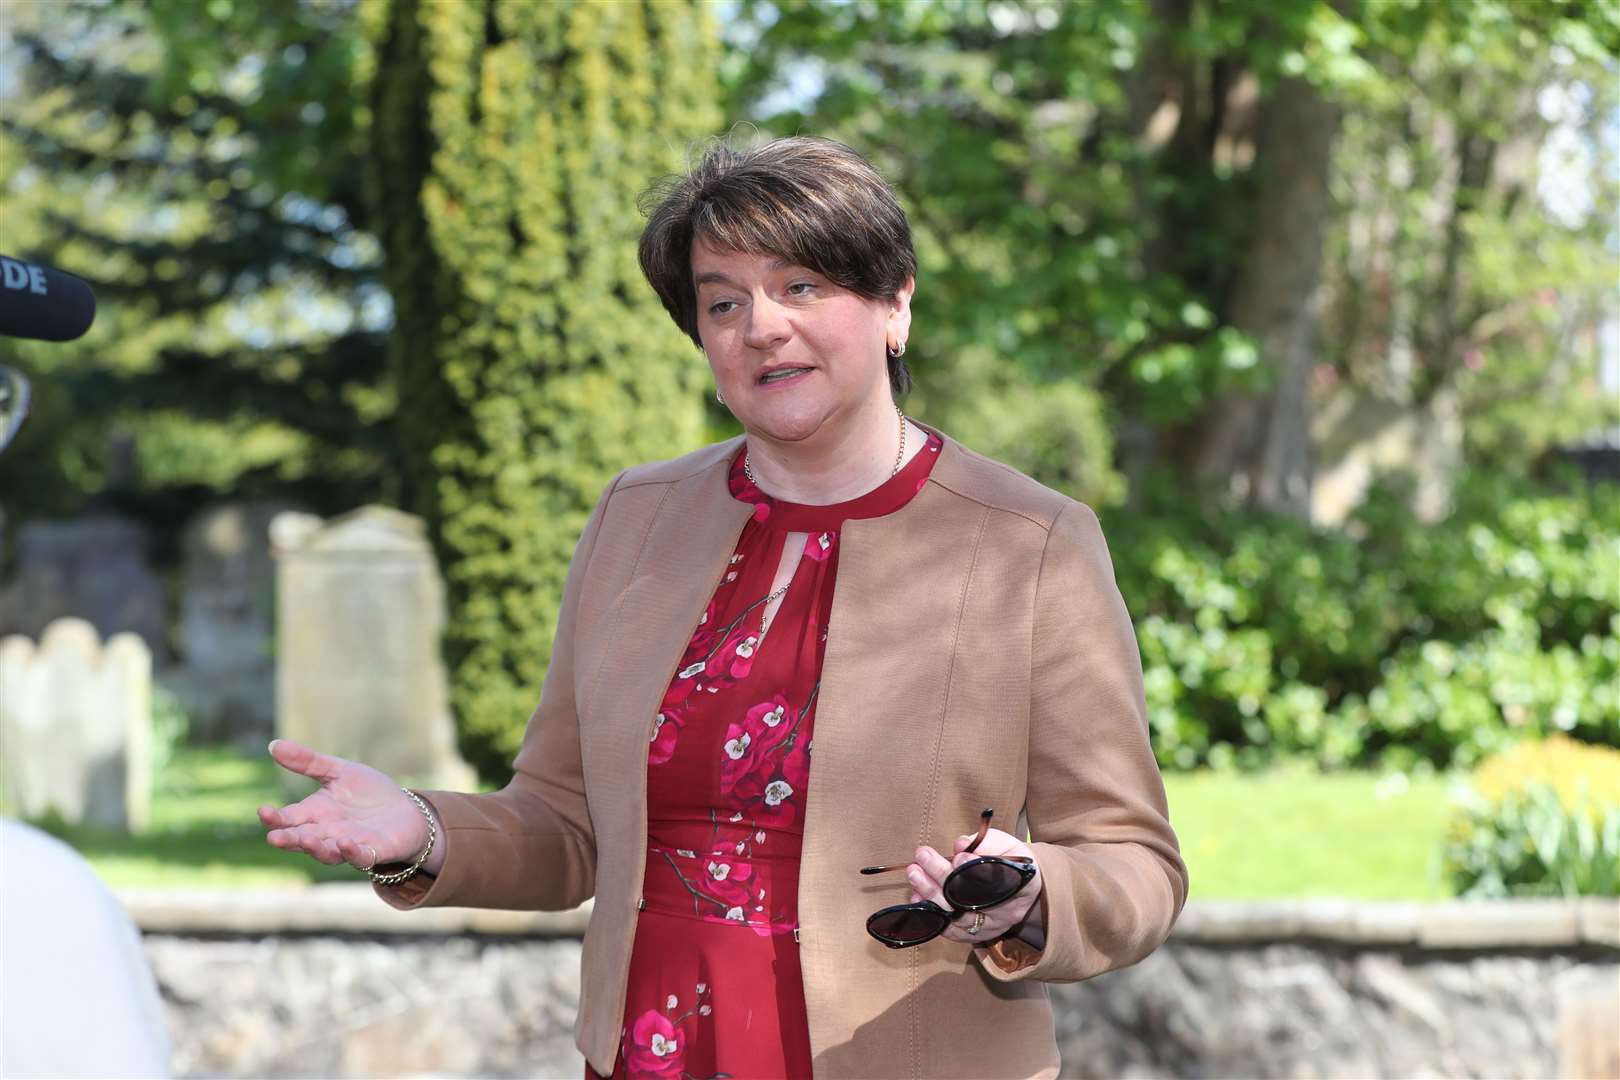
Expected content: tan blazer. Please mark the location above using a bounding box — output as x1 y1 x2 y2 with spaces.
379 430 1188 1079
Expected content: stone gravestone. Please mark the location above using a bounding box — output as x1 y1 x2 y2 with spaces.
0 516 169 663
0 617 152 832
272 507 476 792
162 501 293 746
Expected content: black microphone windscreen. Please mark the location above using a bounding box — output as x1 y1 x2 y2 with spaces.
0 256 98 342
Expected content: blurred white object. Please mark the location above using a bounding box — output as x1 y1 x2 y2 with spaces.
0 818 171 1078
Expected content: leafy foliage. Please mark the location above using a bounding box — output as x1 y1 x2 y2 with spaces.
722 0 1620 509
1110 470 1619 771
1442 736 1620 898
0 0 393 540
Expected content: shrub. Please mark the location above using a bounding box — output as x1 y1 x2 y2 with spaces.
1108 469 1618 771
1441 736 1620 898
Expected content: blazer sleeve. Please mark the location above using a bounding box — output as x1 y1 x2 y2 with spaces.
979 499 1188 982
374 472 622 912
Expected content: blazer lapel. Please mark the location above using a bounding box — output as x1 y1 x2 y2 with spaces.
587 450 756 769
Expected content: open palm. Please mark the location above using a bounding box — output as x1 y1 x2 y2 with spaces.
257 739 429 870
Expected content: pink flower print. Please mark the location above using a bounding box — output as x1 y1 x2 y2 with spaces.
662 671 698 712
648 708 682 765
804 531 835 562
703 623 753 680
729 634 759 679
706 857 759 910
745 697 790 738
721 697 792 798
719 723 765 797
625 1010 684 1078
753 735 811 827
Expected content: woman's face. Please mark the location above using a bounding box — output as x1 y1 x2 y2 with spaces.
692 236 912 447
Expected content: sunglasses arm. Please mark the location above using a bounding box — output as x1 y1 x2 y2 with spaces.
859 853 1035 876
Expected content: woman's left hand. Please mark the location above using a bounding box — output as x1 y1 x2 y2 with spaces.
907 829 1043 946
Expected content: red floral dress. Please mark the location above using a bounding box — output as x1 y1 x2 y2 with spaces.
591 429 943 1080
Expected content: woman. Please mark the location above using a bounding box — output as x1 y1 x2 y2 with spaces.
259 136 1187 1079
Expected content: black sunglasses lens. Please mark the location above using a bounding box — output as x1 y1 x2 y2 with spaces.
944 860 1026 909
868 905 949 945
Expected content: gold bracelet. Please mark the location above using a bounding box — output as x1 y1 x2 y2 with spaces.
368 789 437 887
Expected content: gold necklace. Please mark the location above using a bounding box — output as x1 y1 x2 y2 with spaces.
744 405 907 490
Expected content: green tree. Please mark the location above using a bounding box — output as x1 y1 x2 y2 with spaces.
372 0 721 777
0 0 391 538
722 0 1620 516
1318 5 1620 499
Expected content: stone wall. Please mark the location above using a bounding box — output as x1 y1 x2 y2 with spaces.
128 890 1618 1079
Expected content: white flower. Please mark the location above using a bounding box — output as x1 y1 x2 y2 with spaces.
696 982 707 994
755 830 766 842
725 570 738 582
735 840 746 854
735 636 757 659
649 713 665 742
763 780 793 807
730 554 743 564
679 661 705 679
707 861 731 880
729 812 743 822
724 733 751 759
666 994 678 1010
699 1004 712 1016
757 887 766 899
675 849 695 858
725 906 745 921
651 1033 677 1057
818 532 831 550
761 705 785 727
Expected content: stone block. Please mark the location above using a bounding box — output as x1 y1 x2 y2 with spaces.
169 501 297 745
0 617 152 831
272 506 476 791
1577 898 1620 948
1417 900 1581 949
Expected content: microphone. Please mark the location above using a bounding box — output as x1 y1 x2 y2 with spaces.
0 255 97 342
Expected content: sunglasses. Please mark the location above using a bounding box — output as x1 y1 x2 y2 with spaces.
859 809 1038 949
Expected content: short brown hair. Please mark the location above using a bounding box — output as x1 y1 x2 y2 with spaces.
638 136 918 397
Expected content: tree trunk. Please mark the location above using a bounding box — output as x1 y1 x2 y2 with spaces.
1186 79 1341 517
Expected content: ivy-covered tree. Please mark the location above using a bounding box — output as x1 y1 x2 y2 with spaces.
372 0 721 777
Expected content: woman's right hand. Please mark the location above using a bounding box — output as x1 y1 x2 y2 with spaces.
257 738 439 875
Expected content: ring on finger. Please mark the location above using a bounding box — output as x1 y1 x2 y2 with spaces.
967 911 985 936
363 844 377 870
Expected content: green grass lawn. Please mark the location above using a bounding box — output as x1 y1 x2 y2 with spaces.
42 749 1458 898
1163 763 1455 901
